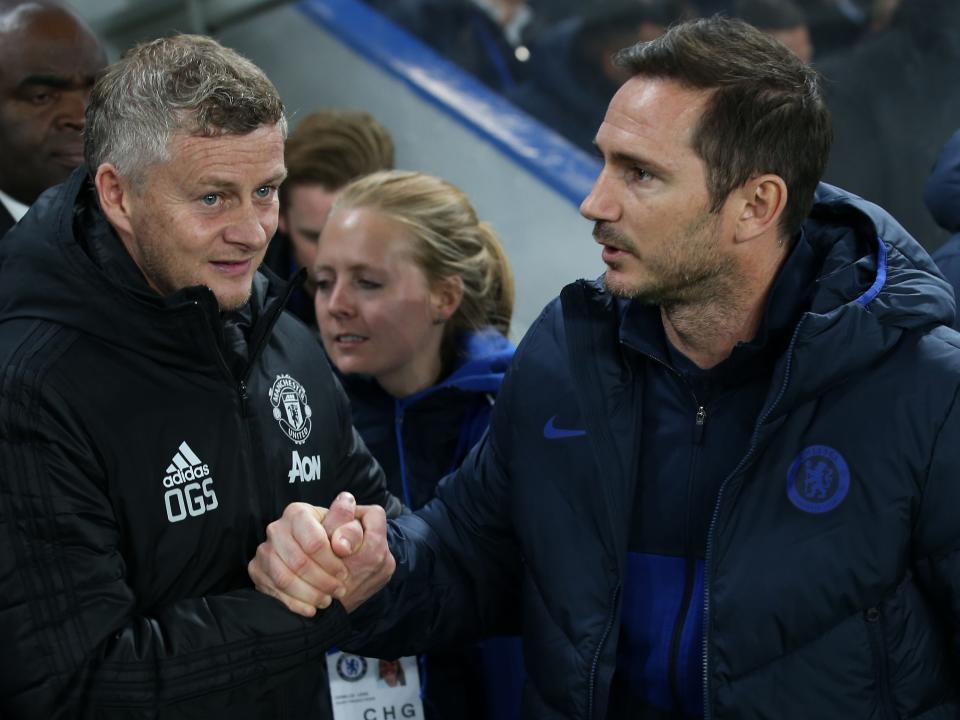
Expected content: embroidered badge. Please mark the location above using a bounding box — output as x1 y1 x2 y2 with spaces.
336 653 368 682
786 445 850 514
268 374 313 445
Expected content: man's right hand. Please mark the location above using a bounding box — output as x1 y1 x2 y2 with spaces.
249 493 395 617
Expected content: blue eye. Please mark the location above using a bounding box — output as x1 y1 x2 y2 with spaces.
201 194 219 207
358 279 382 290
255 186 274 199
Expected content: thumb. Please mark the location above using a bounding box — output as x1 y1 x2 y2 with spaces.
322 492 357 555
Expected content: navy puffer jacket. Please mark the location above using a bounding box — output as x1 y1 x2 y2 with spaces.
348 184 960 719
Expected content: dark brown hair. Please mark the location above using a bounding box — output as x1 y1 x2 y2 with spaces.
616 16 832 237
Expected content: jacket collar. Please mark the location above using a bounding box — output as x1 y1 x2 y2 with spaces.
618 228 820 390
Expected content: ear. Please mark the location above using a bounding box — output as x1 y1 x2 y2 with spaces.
431 275 464 323
733 174 788 245
94 163 137 238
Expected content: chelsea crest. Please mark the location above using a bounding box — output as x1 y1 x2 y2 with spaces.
268 374 313 445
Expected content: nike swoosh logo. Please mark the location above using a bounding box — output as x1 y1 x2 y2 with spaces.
543 415 587 439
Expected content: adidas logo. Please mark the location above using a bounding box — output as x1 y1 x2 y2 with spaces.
164 442 210 487
162 441 219 524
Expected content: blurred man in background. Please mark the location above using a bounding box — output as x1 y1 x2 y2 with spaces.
263 109 393 326
0 0 105 237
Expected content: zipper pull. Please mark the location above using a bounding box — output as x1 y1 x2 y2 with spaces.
694 405 706 444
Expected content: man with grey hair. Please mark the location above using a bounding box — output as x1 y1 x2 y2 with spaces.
0 34 397 718
0 0 105 237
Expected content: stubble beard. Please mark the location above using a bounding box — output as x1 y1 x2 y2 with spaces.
597 212 735 308
134 229 255 312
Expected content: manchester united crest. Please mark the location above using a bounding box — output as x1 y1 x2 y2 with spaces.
268 374 313 445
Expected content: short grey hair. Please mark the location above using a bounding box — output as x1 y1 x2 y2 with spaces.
84 34 286 185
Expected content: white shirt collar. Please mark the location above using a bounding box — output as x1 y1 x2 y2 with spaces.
0 188 29 223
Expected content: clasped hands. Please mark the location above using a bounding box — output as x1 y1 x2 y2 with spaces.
248 492 396 616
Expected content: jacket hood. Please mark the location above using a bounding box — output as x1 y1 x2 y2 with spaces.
439 327 515 395
765 183 954 413
0 168 287 370
924 129 960 233
340 327 515 409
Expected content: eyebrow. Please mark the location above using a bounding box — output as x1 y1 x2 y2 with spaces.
315 262 379 275
19 74 97 90
604 148 672 178
195 170 288 192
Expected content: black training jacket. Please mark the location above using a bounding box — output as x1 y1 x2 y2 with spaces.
0 169 400 718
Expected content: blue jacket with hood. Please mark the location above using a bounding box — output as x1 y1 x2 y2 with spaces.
928 129 960 327
342 329 524 720
345 185 960 718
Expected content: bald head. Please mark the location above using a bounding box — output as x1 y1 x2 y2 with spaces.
0 1 105 204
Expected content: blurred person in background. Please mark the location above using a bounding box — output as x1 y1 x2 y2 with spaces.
509 0 692 153
379 0 541 93
263 109 394 326
313 169 522 720
794 0 869 53
0 0 105 238
735 0 814 62
926 129 960 327
819 0 960 252
689 0 867 52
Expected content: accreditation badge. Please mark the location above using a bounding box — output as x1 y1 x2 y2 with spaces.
326 651 424 720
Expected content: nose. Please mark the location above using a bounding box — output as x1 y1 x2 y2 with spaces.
325 281 355 319
579 169 620 223
55 89 88 133
223 203 271 250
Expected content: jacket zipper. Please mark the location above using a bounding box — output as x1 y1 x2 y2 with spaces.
701 317 806 719
668 402 706 709
239 274 303 392
865 607 897 719
192 275 300 519
619 347 708 715
588 583 621 720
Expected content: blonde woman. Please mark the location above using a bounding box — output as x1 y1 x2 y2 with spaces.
313 170 522 720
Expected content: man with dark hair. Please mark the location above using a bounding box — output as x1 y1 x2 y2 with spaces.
0 0 105 237
0 34 397 718
253 16 960 718
263 109 394 325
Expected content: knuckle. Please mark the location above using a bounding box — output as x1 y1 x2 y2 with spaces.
301 523 330 555
269 556 296 591
287 501 310 518
288 553 309 575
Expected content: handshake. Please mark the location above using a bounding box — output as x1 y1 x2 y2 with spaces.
248 492 396 616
